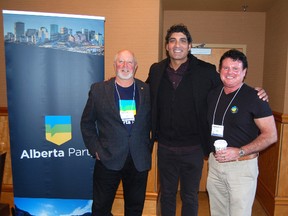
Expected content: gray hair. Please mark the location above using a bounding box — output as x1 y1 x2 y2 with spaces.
114 50 137 64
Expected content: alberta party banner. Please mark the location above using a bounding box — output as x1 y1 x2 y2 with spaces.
3 10 105 215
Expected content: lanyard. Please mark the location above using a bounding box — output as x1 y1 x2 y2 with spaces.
114 81 136 106
212 84 243 126
115 80 136 115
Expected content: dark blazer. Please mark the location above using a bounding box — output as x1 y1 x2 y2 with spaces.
81 77 151 171
146 54 221 155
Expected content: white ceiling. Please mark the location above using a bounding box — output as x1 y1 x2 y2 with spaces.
162 0 277 12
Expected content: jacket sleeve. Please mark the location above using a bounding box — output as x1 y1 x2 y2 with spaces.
80 85 99 157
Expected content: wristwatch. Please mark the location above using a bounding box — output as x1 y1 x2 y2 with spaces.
239 148 245 157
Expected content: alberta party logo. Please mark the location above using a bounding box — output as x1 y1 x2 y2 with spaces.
45 115 72 145
20 115 91 159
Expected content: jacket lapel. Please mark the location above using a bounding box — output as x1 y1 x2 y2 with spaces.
135 79 145 114
151 59 169 107
104 78 120 117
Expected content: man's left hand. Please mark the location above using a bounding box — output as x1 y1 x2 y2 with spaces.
255 87 269 102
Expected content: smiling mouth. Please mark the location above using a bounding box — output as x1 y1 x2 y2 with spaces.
173 49 182 53
225 75 236 79
121 69 130 73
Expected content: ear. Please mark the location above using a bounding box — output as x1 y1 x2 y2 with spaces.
242 68 247 81
165 43 169 51
113 62 116 72
243 68 247 76
134 64 138 73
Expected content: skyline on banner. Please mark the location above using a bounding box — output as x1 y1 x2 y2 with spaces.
3 10 104 55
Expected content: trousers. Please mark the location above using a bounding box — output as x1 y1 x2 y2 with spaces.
207 153 258 216
158 144 204 216
92 153 148 216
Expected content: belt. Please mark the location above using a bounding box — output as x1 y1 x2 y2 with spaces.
237 153 259 161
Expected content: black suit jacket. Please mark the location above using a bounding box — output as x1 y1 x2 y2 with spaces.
81 78 151 171
146 54 221 155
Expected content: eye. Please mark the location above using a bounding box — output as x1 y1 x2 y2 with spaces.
180 38 188 43
232 67 240 72
169 38 176 43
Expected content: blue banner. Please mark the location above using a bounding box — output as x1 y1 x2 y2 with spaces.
3 10 105 215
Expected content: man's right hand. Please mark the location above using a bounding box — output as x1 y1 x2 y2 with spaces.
96 152 100 160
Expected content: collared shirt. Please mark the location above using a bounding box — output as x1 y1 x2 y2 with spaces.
166 60 189 89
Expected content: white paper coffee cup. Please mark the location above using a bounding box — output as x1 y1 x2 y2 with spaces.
214 139 228 152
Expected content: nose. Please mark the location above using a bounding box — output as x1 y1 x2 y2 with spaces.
175 40 180 47
123 61 129 67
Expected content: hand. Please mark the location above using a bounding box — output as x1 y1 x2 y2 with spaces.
95 152 100 160
214 147 240 162
255 87 269 102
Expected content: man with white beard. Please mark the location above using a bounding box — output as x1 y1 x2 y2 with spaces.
81 50 152 216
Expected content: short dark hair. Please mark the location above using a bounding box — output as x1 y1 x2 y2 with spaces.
219 49 248 70
165 24 192 44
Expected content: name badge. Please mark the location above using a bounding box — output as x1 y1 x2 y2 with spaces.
120 110 135 122
211 124 224 137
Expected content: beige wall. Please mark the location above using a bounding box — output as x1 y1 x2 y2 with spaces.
0 0 161 107
264 0 288 113
163 10 266 91
2 1 287 114
163 6 288 114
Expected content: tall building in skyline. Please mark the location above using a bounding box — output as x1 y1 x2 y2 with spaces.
82 28 89 41
50 24 59 41
14 22 24 42
38 27 49 43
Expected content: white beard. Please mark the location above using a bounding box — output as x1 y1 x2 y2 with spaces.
117 71 134 80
